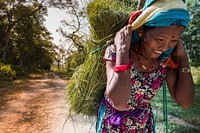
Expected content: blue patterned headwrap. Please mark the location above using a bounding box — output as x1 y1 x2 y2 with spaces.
143 0 190 27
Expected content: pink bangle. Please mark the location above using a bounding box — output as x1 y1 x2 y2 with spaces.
114 64 131 72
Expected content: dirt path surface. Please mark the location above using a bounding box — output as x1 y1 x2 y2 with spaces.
0 72 95 133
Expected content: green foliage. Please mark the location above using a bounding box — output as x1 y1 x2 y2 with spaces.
64 40 91 76
0 0 56 74
183 0 200 66
69 52 85 69
0 62 16 81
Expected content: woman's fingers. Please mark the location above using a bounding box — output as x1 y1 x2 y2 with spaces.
114 25 132 51
175 40 187 57
172 40 188 64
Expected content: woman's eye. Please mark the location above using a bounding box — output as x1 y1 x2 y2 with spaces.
156 38 164 42
171 40 179 44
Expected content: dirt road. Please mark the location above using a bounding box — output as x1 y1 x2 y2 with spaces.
0 72 95 133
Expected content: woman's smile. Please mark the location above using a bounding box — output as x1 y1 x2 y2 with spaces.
154 49 162 54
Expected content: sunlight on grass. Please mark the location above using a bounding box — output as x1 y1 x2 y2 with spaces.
13 79 26 84
28 73 44 79
191 67 200 84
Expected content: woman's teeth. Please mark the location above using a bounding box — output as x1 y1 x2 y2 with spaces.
155 50 162 54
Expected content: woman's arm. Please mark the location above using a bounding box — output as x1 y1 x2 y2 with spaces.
166 41 195 108
105 25 132 111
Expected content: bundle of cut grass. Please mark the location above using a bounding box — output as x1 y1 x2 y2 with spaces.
67 49 106 116
87 0 130 42
66 0 133 116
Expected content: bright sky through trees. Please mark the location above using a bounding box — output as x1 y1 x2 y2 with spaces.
44 8 71 45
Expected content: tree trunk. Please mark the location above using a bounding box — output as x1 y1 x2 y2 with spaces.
2 32 10 61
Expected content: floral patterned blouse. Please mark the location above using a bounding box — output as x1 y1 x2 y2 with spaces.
96 45 170 133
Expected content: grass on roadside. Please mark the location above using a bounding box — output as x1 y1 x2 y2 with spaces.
155 113 200 133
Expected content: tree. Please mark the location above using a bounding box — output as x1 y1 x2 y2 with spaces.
183 0 200 66
56 0 89 72
0 1 45 61
0 0 69 74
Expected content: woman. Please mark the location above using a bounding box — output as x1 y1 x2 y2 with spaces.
96 0 195 132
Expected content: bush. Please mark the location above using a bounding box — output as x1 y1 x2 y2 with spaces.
0 62 16 81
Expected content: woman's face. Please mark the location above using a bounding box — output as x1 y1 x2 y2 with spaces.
142 25 185 59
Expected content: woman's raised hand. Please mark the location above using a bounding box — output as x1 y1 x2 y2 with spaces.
172 40 189 65
114 25 132 52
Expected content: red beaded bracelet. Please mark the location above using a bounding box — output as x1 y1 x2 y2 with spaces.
114 64 131 72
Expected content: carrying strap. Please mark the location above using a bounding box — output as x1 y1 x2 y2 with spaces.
96 99 106 133
163 81 168 133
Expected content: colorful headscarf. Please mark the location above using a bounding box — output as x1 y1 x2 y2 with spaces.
129 0 190 65
131 0 190 30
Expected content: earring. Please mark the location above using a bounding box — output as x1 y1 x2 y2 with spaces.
138 33 142 38
137 27 143 38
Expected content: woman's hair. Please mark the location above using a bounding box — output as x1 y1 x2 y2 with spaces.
142 25 156 32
